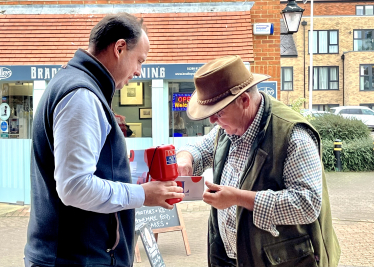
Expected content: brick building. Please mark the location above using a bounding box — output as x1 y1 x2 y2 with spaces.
280 0 374 110
0 1 282 204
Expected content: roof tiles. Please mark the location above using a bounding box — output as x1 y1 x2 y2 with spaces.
0 12 254 65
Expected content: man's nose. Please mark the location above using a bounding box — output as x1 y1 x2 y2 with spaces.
134 70 141 77
209 115 218 124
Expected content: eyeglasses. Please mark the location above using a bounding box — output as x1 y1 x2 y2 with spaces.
214 110 223 118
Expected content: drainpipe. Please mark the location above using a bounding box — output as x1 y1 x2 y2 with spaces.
301 20 307 108
341 53 345 106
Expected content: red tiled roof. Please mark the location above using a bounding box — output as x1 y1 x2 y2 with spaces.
0 12 254 65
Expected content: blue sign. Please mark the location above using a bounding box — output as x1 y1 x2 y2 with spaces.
258 81 277 99
0 64 204 81
166 155 177 165
1 121 8 132
0 65 62 81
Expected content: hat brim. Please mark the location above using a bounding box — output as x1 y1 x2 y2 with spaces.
187 73 271 120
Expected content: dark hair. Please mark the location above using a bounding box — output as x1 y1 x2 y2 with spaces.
89 13 146 55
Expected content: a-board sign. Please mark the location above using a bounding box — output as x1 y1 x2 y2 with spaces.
135 205 180 230
135 222 165 267
134 204 191 263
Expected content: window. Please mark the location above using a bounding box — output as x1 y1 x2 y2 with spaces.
308 30 338 54
0 82 33 139
168 82 212 137
360 65 374 91
360 103 374 110
310 66 339 90
112 81 152 138
340 109 361 115
281 67 293 91
354 30 374 51
356 5 374 15
312 104 339 112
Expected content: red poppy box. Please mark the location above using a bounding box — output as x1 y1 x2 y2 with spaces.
129 149 204 201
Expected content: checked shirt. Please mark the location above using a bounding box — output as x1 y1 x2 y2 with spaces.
179 96 322 259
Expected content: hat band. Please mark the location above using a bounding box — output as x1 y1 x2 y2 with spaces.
197 74 254 105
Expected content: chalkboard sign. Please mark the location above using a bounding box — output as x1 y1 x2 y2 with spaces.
135 205 180 230
134 204 191 263
135 222 165 267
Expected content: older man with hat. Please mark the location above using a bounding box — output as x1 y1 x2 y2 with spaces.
177 55 340 267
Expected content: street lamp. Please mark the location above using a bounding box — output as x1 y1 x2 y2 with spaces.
281 0 305 33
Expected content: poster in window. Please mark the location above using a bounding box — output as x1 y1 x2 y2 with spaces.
120 82 143 105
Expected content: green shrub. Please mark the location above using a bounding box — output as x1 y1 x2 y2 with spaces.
340 137 374 171
321 139 336 171
321 137 374 171
310 113 371 141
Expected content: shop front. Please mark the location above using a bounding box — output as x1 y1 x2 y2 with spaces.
0 63 276 204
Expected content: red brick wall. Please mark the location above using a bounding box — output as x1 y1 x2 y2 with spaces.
300 1 367 16
250 0 281 97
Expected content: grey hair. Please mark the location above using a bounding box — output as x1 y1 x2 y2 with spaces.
245 84 258 94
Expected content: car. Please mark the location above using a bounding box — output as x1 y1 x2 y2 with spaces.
300 109 329 117
329 106 374 130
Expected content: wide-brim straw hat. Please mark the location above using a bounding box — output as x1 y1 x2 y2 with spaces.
187 55 271 120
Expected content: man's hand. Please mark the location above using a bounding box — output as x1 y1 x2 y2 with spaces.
141 181 185 209
176 151 193 176
203 181 256 211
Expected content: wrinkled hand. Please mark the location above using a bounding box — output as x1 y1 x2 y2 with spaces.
141 181 185 209
176 151 193 176
203 181 240 210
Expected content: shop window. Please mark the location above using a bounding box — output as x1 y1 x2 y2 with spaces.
308 30 339 54
354 30 374 51
112 81 152 138
0 82 33 139
360 65 374 91
169 82 212 137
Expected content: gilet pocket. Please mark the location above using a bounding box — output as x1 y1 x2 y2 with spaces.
263 235 318 267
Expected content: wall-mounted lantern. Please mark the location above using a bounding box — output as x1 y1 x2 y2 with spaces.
281 0 305 33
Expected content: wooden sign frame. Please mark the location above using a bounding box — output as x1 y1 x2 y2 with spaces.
134 203 191 263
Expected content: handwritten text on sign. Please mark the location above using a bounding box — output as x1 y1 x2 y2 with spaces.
135 206 180 229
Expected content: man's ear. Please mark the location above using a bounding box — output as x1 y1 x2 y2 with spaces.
114 39 127 57
240 92 251 109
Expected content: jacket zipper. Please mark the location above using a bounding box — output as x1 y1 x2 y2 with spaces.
106 212 120 265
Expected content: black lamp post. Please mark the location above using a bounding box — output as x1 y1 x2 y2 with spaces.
281 0 305 34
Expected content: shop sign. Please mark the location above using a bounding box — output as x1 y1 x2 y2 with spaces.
0 67 12 80
172 93 192 111
133 64 204 80
258 81 277 99
0 103 11 121
1 133 8 138
1 121 8 133
0 65 62 81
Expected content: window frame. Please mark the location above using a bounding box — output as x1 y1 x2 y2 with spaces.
308 30 339 54
281 67 293 91
359 64 374 91
312 104 339 112
309 66 339 90
356 5 374 15
353 29 374 51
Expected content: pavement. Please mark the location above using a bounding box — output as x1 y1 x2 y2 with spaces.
1 172 374 267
